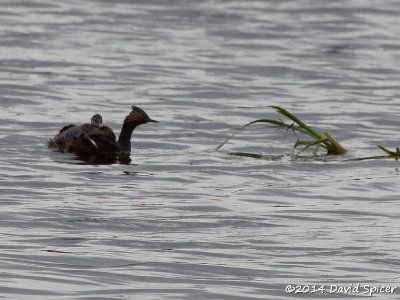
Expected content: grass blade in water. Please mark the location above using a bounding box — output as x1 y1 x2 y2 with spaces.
270 106 321 139
216 119 310 150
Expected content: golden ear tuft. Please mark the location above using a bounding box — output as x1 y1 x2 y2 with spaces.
125 110 141 122
124 106 149 123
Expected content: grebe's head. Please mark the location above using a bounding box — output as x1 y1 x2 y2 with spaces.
123 106 158 126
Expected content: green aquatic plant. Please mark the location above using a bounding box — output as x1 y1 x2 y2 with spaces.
377 145 400 160
217 106 346 158
228 152 284 160
341 146 399 162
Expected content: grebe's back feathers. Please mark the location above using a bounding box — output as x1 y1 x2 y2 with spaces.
49 114 103 149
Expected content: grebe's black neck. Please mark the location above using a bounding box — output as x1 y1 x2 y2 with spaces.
117 122 138 154
116 106 158 155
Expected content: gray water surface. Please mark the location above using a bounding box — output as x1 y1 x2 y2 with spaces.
1 1 400 299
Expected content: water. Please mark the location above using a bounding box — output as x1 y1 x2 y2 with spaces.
1 0 400 299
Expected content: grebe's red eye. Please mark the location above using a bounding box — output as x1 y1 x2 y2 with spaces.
139 115 144 119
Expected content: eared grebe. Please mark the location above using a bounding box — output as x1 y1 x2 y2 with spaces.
49 106 157 156
81 114 102 131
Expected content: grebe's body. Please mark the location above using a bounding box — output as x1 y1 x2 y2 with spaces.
49 106 157 156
